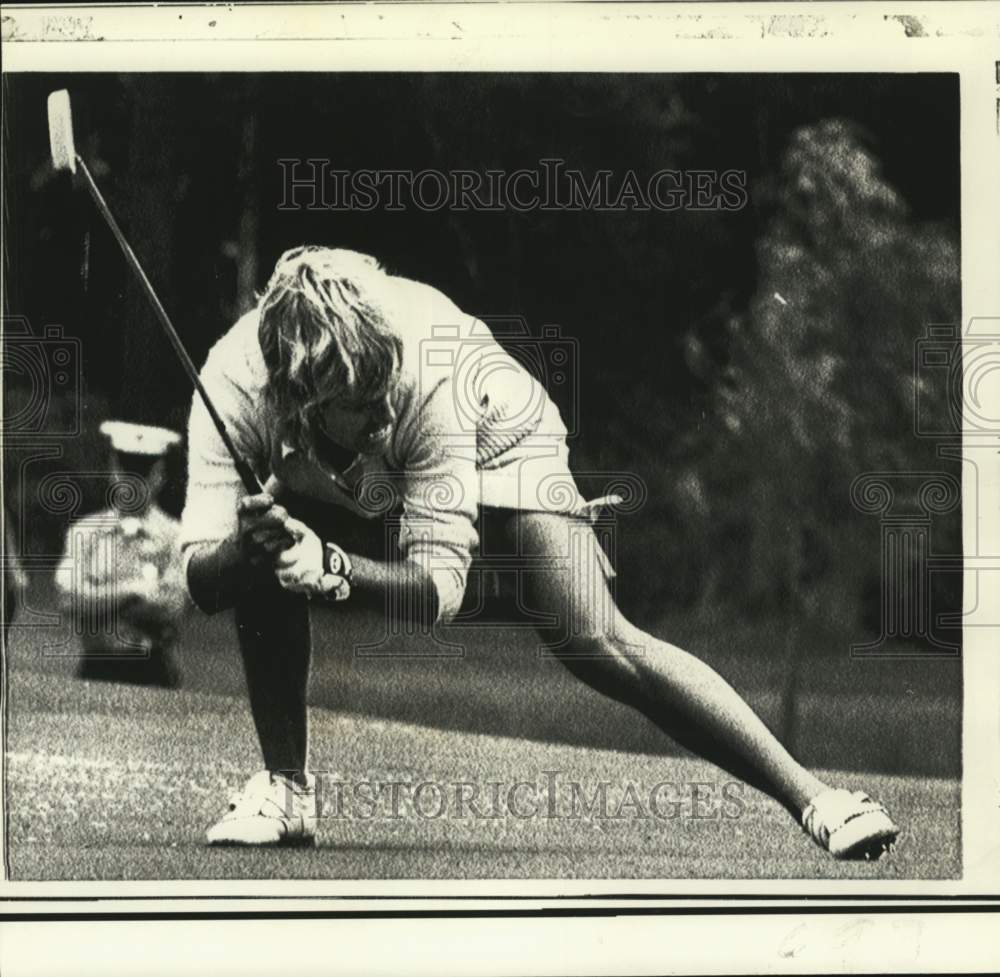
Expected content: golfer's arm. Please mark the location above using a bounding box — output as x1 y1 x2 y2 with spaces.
183 353 269 613
187 540 439 622
342 553 440 626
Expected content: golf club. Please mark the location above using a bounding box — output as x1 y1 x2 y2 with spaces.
47 89 265 496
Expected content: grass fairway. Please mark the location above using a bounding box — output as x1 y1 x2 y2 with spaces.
5 664 959 881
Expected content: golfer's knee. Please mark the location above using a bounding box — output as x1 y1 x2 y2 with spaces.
237 568 286 605
548 633 644 697
235 572 306 635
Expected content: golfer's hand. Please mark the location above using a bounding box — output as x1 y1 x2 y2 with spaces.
273 518 343 597
236 492 296 568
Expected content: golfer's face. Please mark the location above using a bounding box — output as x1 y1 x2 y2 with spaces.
319 391 395 455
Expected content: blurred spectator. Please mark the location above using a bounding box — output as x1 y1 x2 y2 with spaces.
55 421 187 687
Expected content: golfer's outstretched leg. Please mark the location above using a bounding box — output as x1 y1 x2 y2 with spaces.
510 511 899 860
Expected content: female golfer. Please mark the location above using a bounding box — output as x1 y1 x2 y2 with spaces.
181 246 898 860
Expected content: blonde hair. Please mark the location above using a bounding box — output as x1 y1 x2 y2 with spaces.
257 247 403 456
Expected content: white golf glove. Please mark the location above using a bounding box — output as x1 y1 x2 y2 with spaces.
273 518 351 600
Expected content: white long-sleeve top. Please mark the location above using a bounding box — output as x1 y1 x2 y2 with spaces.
180 275 592 622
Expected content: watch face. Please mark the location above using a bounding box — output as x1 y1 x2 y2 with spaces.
325 543 347 577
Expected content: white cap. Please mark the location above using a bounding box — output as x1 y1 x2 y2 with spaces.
99 420 182 457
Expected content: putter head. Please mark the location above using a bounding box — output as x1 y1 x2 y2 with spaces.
47 89 77 174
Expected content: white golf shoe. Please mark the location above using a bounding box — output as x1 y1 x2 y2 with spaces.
206 770 317 847
802 788 899 861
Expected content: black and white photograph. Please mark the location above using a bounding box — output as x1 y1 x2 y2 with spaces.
1 2 998 971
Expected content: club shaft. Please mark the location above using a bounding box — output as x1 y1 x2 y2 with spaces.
75 156 264 495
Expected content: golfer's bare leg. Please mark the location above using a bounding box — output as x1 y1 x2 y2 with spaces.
234 574 311 782
510 512 827 814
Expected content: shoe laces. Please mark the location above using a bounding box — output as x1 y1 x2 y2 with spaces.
225 771 313 820
224 771 275 816
802 788 882 846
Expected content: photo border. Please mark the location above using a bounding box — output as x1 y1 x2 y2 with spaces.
2 0 998 971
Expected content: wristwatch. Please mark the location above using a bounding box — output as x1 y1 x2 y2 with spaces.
322 541 354 602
